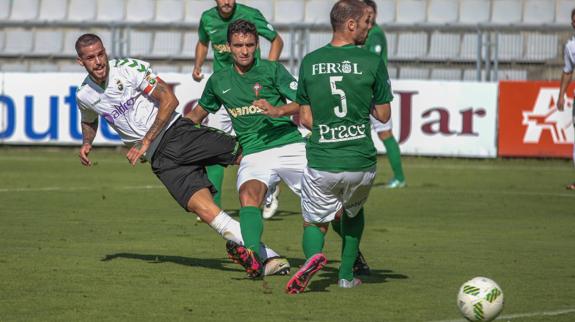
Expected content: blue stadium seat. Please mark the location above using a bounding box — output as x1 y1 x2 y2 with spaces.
523 0 555 24
9 0 39 21
459 0 490 24
97 0 126 22
67 0 97 22
38 0 68 21
428 0 459 24
396 0 427 24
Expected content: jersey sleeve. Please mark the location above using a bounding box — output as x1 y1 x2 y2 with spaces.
76 97 99 123
564 42 574 73
275 63 298 101
198 77 222 113
251 9 278 42
118 58 158 95
198 15 210 44
295 63 310 105
373 58 393 105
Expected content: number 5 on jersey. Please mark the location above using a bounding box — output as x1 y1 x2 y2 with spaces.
330 76 347 118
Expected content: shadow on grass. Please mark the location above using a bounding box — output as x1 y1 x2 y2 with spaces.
101 253 240 273
288 257 409 293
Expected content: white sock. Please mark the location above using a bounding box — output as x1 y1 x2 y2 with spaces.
209 211 280 262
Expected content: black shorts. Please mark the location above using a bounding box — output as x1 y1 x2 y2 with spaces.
151 117 241 211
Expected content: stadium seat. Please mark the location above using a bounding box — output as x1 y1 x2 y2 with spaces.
462 69 484 81
399 67 429 79
396 32 428 59
460 32 484 61
181 31 199 58
180 64 194 74
244 0 274 22
498 69 528 80
386 32 397 59
33 30 64 55
0 0 10 20
156 0 184 22
279 33 295 60
396 0 427 24
184 0 214 22
4 29 34 55
491 0 522 24
259 36 271 57
29 62 59 72
523 0 555 24
1 61 29 72
151 63 181 73
126 0 155 22
58 61 84 72
459 0 490 24
97 0 126 21
430 68 462 80
386 65 398 79
308 31 332 53
525 33 558 61
38 0 68 21
274 0 304 23
428 32 460 60
377 0 396 23
555 0 575 24
68 0 97 22
152 31 183 57
427 0 459 24
0 30 4 52
129 30 153 57
305 0 335 24
63 30 85 56
9 0 39 21
496 33 524 61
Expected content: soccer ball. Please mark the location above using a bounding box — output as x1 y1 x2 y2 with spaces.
457 277 504 322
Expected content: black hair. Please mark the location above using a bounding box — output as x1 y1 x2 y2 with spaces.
227 19 259 44
75 33 103 56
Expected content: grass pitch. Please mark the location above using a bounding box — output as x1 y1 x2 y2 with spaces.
0 147 574 322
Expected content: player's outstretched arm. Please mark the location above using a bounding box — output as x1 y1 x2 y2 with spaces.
254 99 299 118
79 120 98 166
126 78 179 165
372 103 391 124
184 104 209 124
558 71 573 111
193 41 209 82
268 35 284 61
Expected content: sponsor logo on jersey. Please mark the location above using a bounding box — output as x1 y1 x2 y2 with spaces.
228 105 263 118
312 61 363 76
212 43 231 54
522 88 573 144
102 96 137 124
253 82 261 97
318 123 367 143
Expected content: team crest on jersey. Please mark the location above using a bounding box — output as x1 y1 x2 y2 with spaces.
253 82 262 97
290 81 298 90
341 61 352 74
116 79 124 91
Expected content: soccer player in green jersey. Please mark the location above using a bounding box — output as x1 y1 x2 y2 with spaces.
363 0 406 189
283 0 393 293
192 0 284 217
187 20 304 278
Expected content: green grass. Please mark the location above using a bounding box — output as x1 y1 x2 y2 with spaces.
0 147 574 321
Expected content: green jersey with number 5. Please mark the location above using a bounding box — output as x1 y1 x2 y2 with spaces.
296 44 393 172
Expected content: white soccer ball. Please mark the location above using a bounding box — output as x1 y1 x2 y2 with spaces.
457 277 504 322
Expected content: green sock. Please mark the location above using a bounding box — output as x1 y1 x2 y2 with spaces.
339 208 365 281
303 225 325 259
239 206 263 256
206 165 225 207
383 136 405 182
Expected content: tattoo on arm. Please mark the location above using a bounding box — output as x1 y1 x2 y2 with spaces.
81 120 98 145
144 79 179 144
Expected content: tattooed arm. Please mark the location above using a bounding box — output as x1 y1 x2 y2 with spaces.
79 119 98 166
126 77 179 165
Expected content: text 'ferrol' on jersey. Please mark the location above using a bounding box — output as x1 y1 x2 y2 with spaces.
311 61 363 76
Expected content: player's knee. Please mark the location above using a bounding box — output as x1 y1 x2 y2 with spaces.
378 130 393 140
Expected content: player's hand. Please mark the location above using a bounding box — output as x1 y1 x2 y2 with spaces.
254 99 282 118
126 140 150 166
557 95 565 111
192 68 204 82
79 143 93 166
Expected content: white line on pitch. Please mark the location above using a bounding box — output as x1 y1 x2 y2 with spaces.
429 307 575 322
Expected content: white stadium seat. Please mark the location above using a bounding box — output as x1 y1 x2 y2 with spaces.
430 68 461 80
495 33 524 61
525 33 558 61
274 0 304 23
9 0 39 20
244 0 274 22
462 69 485 81
152 31 183 57
305 0 335 24
1 62 29 72
0 0 10 20
396 0 427 24
184 0 214 22
387 65 398 79
156 0 184 22
151 63 181 73
523 0 555 24
498 69 528 80
97 0 126 21
555 0 575 24
308 31 332 52
396 32 428 59
38 0 68 21
376 0 396 23
63 30 84 55
428 32 460 60
491 0 522 24
399 67 430 79
279 33 295 60
126 0 155 22
0 30 4 52
129 30 153 57
58 61 84 72
4 29 34 55
181 31 199 57
428 0 459 24
33 30 64 55
29 62 59 72
460 32 484 60
180 64 194 74
68 0 97 22
385 32 397 59
459 0 490 24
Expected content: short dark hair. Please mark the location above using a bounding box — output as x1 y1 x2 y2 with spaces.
330 0 367 32
363 0 377 14
75 33 103 56
227 19 259 44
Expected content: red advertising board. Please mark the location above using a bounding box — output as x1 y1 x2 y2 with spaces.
498 81 575 158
